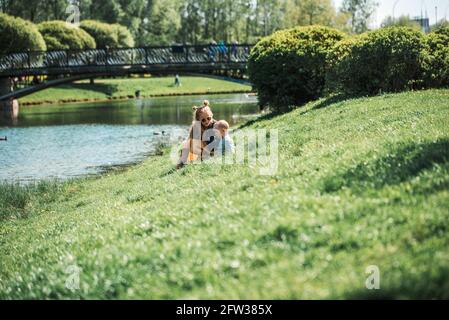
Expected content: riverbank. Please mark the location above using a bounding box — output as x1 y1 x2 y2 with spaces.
1 89 449 299
19 76 254 106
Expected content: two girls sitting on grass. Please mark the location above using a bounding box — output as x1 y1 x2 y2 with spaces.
177 100 234 169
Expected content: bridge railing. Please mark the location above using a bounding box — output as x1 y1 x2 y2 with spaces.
0 44 252 74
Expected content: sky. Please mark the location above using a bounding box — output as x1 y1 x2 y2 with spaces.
333 0 449 28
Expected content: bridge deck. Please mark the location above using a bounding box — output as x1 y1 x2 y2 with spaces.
0 45 252 78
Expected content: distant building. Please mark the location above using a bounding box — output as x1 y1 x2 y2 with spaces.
411 17 430 33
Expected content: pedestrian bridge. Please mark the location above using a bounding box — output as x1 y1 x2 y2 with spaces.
0 44 252 101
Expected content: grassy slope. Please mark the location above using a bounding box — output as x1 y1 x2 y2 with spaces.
20 76 252 104
1 89 449 299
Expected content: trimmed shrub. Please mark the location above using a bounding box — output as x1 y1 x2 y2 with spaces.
248 25 346 111
425 26 449 88
326 36 361 93
38 21 96 50
0 13 46 54
329 27 429 95
80 20 134 48
433 23 449 37
80 20 118 48
112 24 135 47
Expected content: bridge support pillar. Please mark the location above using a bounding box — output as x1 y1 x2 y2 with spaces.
0 78 19 120
1 99 19 120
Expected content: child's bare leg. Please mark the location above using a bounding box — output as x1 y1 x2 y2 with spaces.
177 140 190 168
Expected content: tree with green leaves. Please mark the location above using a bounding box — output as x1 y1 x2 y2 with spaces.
137 0 181 45
88 0 124 23
0 0 43 22
284 0 337 28
178 0 202 44
341 0 378 33
117 0 145 38
1 0 353 46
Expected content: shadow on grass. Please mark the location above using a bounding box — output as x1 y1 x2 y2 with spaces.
311 94 352 110
299 94 352 116
237 112 283 130
239 94 352 129
160 167 178 177
322 139 449 193
62 82 119 97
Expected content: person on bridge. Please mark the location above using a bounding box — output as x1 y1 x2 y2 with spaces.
231 41 238 61
208 41 218 62
218 40 227 61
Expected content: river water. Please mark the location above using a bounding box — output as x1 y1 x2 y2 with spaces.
0 94 259 183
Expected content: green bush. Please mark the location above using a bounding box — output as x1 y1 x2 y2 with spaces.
80 20 134 48
38 21 96 50
326 36 360 93
425 26 449 88
0 13 46 54
80 20 118 48
329 27 428 95
112 24 135 47
248 25 346 111
432 22 449 37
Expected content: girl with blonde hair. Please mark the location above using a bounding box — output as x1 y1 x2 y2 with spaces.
177 103 217 168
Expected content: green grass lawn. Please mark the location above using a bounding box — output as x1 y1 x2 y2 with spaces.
1 89 449 299
19 76 252 104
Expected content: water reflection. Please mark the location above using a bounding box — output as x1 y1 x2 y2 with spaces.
1 94 258 127
0 94 259 182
